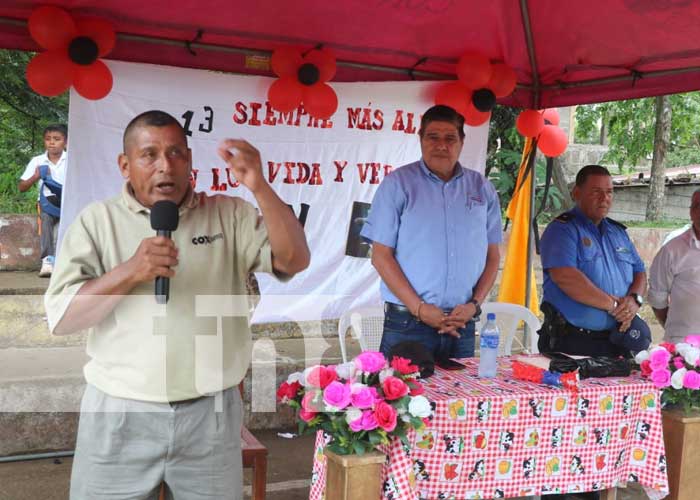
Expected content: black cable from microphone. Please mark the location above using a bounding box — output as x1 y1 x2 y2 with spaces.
150 200 179 304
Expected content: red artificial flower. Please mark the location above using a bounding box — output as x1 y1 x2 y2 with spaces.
267 46 338 120
373 401 397 432
390 356 419 375
408 380 425 396
276 381 302 403
640 359 652 377
306 366 338 389
660 342 677 354
26 6 115 100
382 376 409 401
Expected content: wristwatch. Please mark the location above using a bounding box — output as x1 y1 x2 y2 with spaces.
629 292 644 307
468 298 482 317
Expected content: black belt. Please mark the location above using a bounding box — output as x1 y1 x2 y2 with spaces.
384 302 477 320
168 395 207 407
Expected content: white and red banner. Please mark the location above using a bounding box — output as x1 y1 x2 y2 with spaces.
63 60 489 322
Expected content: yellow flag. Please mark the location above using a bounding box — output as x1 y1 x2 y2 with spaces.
497 138 540 315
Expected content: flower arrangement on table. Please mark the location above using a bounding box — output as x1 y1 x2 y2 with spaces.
635 335 700 412
277 351 431 455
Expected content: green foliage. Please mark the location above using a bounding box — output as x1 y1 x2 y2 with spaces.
486 106 563 222
0 49 68 214
574 92 700 172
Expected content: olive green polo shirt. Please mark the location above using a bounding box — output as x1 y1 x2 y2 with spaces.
45 184 276 402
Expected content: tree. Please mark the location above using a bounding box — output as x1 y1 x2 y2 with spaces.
575 92 700 172
646 95 671 221
0 49 69 213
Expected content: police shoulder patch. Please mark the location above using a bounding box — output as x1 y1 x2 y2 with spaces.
554 212 574 223
606 218 628 230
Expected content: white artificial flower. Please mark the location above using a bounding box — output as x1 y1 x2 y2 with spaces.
649 345 665 354
634 350 650 364
400 414 412 423
350 382 367 394
675 343 691 357
671 368 688 390
345 407 362 425
683 347 700 367
378 368 394 384
336 362 357 381
287 372 304 385
408 395 432 418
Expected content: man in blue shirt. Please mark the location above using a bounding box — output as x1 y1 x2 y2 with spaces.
360 105 502 361
539 164 651 357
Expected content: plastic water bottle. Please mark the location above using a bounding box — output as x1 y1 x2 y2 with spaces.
478 313 499 378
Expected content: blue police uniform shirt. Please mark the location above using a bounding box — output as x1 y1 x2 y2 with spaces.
360 160 502 309
541 206 645 331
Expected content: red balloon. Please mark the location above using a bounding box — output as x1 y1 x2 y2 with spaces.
487 63 517 98
268 76 303 112
271 47 303 77
456 51 492 89
537 124 568 157
434 82 471 117
516 109 545 137
303 82 338 120
26 50 74 97
463 100 490 127
73 60 113 100
304 48 336 82
75 17 116 56
542 108 560 126
29 6 76 50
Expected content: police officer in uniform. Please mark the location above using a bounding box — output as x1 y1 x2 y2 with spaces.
538 164 651 358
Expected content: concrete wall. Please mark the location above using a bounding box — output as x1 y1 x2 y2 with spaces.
608 183 699 221
0 215 40 271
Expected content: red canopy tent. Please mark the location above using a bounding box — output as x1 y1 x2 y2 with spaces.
2 0 700 108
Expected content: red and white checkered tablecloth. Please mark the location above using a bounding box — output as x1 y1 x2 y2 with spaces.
308 357 669 500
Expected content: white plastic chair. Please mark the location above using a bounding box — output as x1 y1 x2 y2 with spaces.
337 306 385 363
476 302 541 355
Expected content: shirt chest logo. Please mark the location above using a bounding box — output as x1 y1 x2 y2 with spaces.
582 237 592 247
191 232 224 245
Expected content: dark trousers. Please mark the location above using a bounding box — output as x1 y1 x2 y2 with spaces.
379 304 476 360
39 209 59 259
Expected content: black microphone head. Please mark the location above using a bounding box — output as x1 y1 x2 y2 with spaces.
150 200 179 231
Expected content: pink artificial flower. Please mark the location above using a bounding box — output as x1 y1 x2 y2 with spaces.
685 335 700 348
640 359 652 377
650 368 672 388
354 351 387 373
368 387 382 403
299 408 317 422
350 385 376 409
348 414 364 432
323 381 352 409
683 370 700 390
302 390 321 413
373 401 397 432
358 410 379 431
306 365 338 389
659 342 677 354
673 356 686 370
382 376 409 400
649 349 672 371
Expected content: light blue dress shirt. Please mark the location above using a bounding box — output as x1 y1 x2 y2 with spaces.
541 206 645 330
360 160 502 309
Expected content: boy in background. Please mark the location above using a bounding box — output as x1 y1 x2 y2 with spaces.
18 124 68 277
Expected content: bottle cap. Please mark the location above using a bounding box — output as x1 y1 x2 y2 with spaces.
487 313 496 321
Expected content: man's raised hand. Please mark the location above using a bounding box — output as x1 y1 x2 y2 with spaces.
217 139 266 194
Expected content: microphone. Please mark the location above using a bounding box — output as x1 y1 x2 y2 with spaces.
150 200 179 304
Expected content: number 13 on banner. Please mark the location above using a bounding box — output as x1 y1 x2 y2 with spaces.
181 106 213 136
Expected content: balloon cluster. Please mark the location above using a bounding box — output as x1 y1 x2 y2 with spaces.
25 6 115 100
516 108 569 157
435 51 517 126
267 47 338 120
